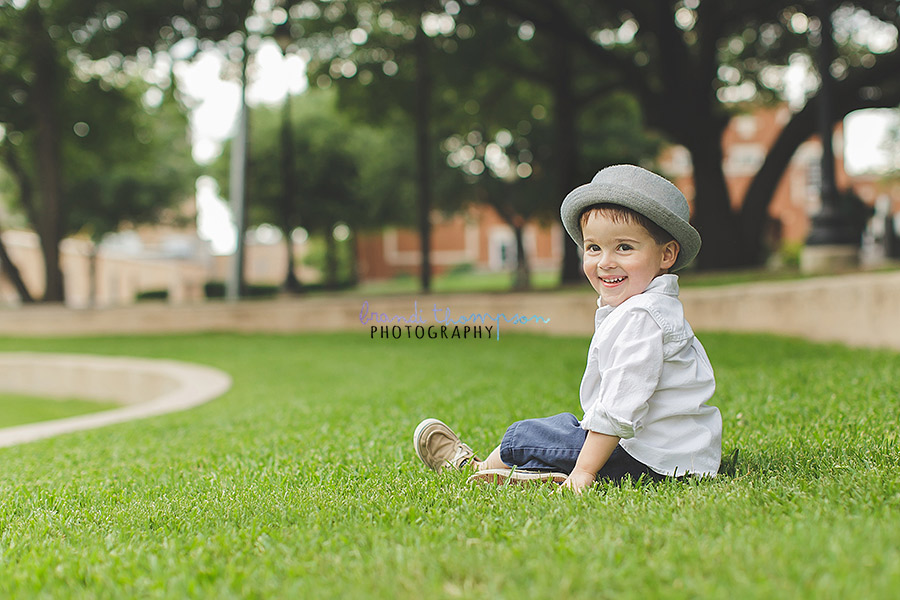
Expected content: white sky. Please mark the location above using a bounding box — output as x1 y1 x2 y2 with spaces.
175 40 306 254
844 108 899 175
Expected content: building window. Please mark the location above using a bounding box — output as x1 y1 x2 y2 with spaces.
724 143 766 177
734 115 758 139
488 228 516 271
805 159 822 214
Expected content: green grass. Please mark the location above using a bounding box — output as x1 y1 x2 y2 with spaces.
677 262 900 288
1 332 898 598
0 394 120 429
351 269 562 295
336 264 900 296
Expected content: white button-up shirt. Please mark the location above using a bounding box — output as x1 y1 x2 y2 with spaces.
580 274 722 477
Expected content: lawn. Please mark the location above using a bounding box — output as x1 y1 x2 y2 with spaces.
0 331 898 599
0 394 120 429
352 268 562 295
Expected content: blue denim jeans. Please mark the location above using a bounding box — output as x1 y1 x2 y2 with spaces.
499 412 665 482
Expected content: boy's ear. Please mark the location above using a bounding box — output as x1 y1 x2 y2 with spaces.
661 240 680 270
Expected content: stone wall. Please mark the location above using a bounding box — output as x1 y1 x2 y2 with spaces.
1 271 897 351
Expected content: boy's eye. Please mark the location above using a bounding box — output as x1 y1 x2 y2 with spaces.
617 244 633 251
586 244 600 252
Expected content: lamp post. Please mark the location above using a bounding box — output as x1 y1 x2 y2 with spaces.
802 0 860 272
227 35 249 301
275 22 303 293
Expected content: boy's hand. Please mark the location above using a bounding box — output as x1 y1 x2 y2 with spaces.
558 432 618 494
558 468 596 495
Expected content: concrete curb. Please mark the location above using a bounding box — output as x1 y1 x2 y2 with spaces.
0 270 898 350
0 353 232 448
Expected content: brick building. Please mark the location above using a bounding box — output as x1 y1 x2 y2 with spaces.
355 203 563 281
659 105 859 246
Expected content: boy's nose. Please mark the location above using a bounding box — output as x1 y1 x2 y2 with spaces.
597 252 617 271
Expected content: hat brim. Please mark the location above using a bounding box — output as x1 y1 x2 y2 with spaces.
561 181 701 272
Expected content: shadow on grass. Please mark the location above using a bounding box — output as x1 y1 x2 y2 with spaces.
718 447 742 478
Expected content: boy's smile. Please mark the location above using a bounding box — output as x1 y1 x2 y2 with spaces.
581 211 678 307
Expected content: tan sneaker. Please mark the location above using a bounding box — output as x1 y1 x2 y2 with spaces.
413 418 478 473
467 468 568 486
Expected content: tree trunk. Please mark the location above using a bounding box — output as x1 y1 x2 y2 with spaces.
686 135 751 270
0 146 40 233
25 5 65 302
88 242 98 308
282 229 302 293
551 39 582 285
512 222 531 291
348 231 360 286
0 149 36 304
0 228 34 303
279 95 302 294
740 104 817 264
324 225 338 290
486 194 533 291
414 8 433 293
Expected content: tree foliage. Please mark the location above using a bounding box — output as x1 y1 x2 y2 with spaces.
289 0 663 287
209 88 420 287
0 0 252 301
232 0 899 276
5 0 896 302
442 4 663 286
64 84 196 242
485 0 900 269
293 0 474 290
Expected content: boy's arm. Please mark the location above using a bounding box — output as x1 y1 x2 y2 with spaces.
559 431 620 494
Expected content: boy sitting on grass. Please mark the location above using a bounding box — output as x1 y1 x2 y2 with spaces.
414 165 722 494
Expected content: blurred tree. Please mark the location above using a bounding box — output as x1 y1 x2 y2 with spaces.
0 223 32 303
439 6 559 289
0 144 36 302
441 91 659 290
446 5 661 287
66 84 197 306
210 89 417 289
64 84 195 238
1 76 194 305
293 0 469 292
0 0 252 302
292 0 652 290
488 0 900 269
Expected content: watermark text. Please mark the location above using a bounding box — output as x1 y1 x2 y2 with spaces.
359 300 550 340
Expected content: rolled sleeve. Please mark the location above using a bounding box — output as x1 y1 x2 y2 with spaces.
581 310 664 439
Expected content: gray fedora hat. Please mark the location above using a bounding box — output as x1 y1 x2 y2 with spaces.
560 164 701 271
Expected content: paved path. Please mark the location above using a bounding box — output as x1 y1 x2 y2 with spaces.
0 353 232 448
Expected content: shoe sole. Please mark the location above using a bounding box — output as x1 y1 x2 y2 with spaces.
413 418 453 468
468 468 568 486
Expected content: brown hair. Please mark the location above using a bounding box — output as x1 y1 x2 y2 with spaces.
580 204 674 246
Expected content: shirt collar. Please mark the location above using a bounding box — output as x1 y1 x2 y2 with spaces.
645 273 680 297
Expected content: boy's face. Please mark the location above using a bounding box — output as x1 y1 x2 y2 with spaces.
581 210 679 307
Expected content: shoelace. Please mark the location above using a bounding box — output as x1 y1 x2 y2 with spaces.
448 444 474 470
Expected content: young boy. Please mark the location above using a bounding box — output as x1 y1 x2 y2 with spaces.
414 165 722 493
